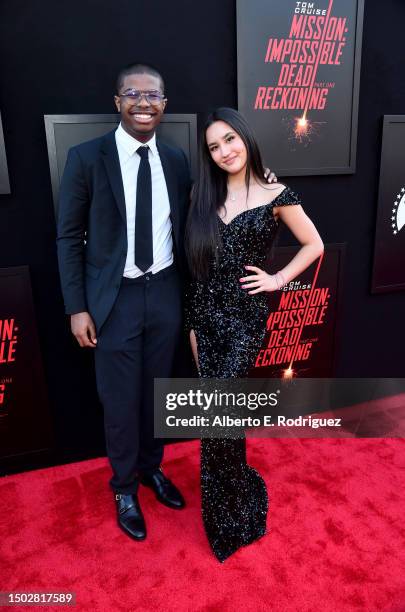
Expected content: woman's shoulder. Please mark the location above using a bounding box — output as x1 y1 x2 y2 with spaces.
270 183 302 207
254 181 286 197
253 181 291 203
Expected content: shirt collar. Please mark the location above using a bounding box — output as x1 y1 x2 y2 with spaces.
116 123 158 157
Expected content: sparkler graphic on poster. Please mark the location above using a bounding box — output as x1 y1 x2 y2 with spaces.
255 0 348 146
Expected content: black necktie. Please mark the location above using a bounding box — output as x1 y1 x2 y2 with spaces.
135 145 153 272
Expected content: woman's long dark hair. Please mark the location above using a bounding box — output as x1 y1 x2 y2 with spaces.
185 107 267 281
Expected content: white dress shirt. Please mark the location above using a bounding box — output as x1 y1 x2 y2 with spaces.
115 123 173 278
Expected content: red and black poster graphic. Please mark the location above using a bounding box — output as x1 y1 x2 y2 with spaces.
0 266 52 462
371 116 405 293
237 0 364 175
251 244 344 378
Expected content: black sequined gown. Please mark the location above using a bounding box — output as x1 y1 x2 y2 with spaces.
188 187 301 562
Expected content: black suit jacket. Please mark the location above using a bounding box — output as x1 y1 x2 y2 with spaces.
57 129 191 332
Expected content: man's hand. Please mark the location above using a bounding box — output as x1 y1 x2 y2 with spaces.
264 168 278 184
71 312 97 348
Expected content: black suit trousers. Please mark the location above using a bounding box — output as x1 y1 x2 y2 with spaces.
94 265 182 494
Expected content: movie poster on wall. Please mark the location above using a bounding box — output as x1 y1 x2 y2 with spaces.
0 266 52 462
250 244 344 378
371 116 405 293
44 114 197 215
237 0 364 175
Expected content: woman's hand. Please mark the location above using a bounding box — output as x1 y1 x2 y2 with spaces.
239 265 281 294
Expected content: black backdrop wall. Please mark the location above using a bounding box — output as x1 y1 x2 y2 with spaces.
1 0 404 468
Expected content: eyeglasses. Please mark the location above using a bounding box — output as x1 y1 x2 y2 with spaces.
119 89 166 106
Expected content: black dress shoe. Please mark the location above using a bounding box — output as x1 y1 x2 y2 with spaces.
115 493 146 540
140 469 185 509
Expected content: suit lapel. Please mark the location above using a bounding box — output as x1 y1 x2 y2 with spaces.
100 130 126 223
157 141 180 248
100 133 181 245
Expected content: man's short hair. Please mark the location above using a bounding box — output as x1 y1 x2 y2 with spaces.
116 62 165 94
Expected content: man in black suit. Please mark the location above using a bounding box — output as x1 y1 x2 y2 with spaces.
57 63 190 541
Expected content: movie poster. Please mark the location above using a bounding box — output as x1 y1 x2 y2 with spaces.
0 266 52 462
44 114 197 215
371 116 405 293
237 0 364 175
251 244 344 378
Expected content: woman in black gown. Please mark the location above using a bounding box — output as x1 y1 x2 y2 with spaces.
185 108 323 562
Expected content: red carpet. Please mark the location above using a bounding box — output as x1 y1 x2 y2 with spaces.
1 438 405 611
